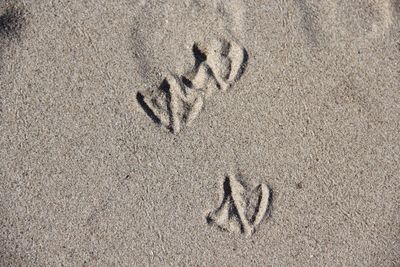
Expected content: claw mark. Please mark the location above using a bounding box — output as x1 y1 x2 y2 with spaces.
207 174 271 237
137 37 248 134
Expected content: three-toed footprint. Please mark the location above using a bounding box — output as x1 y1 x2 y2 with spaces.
137 37 248 134
207 174 271 237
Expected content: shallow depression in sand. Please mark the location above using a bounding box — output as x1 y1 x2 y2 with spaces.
131 0 246 85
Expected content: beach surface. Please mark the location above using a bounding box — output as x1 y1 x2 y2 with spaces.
0 0 399 265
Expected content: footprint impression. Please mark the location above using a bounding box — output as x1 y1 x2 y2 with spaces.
137 37 248 134
207 174 272 237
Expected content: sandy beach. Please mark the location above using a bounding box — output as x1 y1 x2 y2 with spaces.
0 0 399 265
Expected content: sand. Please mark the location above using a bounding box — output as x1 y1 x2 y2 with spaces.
0 0 399 266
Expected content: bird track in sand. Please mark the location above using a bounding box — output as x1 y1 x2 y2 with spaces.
137 37 248 134
207 174 272 237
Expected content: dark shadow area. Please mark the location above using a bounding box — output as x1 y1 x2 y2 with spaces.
222 175 232 197
192 43 207 69
181 76 193 88
265 186 273 219
136 92 161 125
0 3 26 74
158 78 170 94
0 4 25 40
234 48 249 82
137 78 175 132
205 212 217 226
206 176 232 226
162 79 174 133
249 185 263 224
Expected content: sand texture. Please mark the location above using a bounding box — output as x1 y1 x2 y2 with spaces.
1 0 400 266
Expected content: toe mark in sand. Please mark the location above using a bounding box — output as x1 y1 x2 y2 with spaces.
207 174 272 237
137 73 203 134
